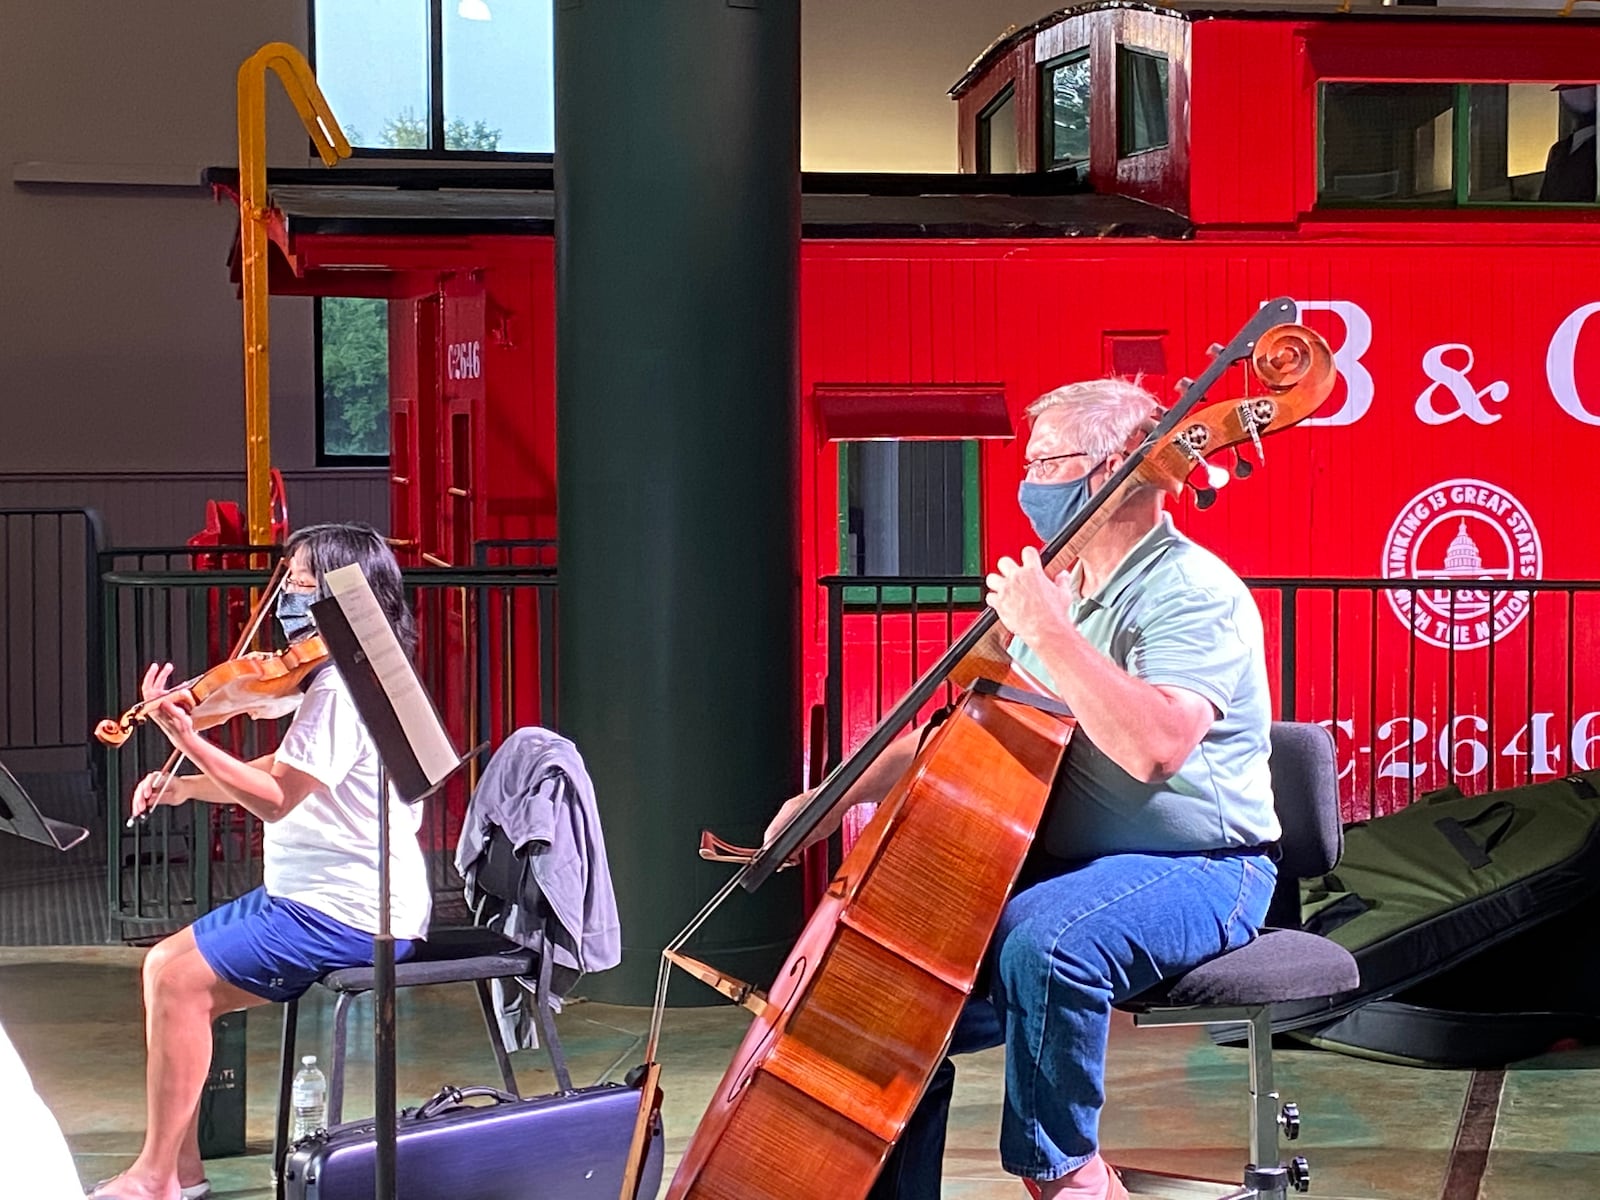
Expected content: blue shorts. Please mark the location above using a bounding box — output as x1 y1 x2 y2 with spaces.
192 886 418 1003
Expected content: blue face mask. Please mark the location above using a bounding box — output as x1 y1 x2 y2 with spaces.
276 591 317 643
1017 462 1104 542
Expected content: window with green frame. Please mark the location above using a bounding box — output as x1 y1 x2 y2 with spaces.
1319 81 1600 207
838 440 982 606
1042 51 1091 170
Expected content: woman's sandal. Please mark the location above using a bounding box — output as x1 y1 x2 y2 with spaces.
88 1179 211 1200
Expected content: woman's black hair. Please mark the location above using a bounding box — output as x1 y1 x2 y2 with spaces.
283 523 417 657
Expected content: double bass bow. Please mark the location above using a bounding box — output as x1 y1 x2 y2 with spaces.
631 302 1336 1200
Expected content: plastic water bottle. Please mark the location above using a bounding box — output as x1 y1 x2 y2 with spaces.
291 1055 328 1140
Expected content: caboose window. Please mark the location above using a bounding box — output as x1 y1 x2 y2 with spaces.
312 0 554 156
317 297 391 463
978 85 1020 173
839 440 980 604
1320 82 1599 208
1468 84 1598 204
1319 83 1456 205
1042 51 1091 170
1117 48 1169 157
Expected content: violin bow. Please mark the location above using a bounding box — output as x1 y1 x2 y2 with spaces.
127 559 290 828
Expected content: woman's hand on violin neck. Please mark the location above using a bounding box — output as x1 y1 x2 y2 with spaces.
148 694 201 753
130 770 188 821
141 661 177 703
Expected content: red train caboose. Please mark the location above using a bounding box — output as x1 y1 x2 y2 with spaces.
213 2 1600 813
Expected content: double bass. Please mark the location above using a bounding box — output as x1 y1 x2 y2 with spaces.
643 303 1336 1200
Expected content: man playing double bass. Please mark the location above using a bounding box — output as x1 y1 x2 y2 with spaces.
766 377 1280 1200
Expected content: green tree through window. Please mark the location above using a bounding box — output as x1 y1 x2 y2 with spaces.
319 297 389 460
311 0 553 154
377 106 503 151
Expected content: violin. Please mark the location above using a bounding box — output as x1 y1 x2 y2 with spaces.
96 557 320 828
94 634 328 747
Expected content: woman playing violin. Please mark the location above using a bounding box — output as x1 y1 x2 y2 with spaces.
92 524 431 1200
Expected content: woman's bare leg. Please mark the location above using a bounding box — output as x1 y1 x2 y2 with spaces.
92 928 268 1200
175 1104 205 1190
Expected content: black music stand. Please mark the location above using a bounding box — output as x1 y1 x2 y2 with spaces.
313 564 475 1200
0 758 89 852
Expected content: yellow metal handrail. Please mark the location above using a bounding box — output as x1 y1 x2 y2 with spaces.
237 43 350 546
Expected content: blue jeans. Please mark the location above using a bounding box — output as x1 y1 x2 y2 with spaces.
869 848 1277 1198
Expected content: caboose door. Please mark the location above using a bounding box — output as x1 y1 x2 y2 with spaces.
388 293 440 569
437 276 487 567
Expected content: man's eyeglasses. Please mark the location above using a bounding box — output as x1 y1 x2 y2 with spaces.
1023 452 1091 480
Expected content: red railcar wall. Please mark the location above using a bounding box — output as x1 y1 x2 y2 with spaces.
799 234 1600 582
1187 20 1303 227
798 234 1600 811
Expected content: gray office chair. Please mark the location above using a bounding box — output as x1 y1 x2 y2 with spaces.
1114 722 1360 1200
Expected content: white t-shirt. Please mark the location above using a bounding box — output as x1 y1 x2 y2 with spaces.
267 667 432 940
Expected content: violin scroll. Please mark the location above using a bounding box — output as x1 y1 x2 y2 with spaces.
94 716 138 748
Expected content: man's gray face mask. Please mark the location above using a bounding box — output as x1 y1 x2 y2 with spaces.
1016 461 1105 542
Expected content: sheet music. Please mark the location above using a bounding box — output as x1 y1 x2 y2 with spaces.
323 563 460 786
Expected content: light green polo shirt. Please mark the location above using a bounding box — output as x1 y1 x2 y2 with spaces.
1009 513 1280 859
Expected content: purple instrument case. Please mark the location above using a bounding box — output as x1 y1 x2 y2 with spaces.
281 1082 663 1200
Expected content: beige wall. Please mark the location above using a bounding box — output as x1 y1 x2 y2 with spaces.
0 1 322 479
802 0 1048 172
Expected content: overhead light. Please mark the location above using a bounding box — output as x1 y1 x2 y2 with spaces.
458 0 491 20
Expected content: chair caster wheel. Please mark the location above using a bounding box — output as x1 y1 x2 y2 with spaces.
1289 1155 1311 1193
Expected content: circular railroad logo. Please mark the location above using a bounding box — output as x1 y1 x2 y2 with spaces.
1381 479 1542 651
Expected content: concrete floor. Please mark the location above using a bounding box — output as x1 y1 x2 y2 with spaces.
3 946 1597 1200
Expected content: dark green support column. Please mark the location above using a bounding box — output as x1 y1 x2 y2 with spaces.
555 0 801 1004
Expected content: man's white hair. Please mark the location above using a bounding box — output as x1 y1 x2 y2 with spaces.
1024 377 1162 462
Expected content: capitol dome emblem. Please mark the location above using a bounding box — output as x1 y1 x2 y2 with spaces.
1381 479 1542 651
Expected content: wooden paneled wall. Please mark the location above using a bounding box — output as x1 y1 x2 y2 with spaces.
0 470 388 547
0 472 386 769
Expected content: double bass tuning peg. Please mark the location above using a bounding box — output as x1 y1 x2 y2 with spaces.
1232 448 1254 479
1193 486 1218 510
1206 342 1225 359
